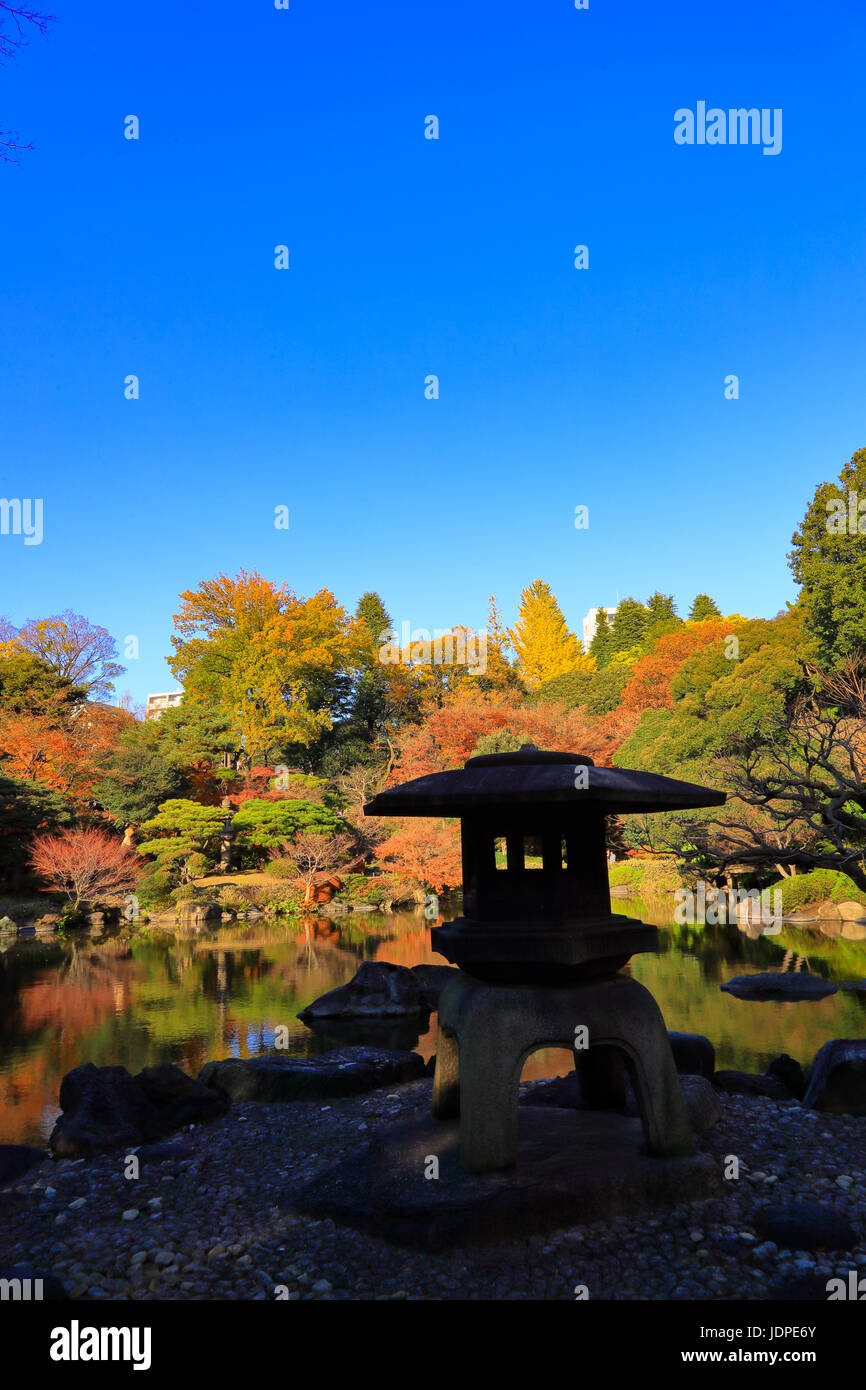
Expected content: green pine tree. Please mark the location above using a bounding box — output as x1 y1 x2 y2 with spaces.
688 593 722 621
646 591 677 624
789 447 866 664
589 609 614 668
610 598 649 654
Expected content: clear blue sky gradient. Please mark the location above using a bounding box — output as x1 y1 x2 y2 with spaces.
2 0 865 704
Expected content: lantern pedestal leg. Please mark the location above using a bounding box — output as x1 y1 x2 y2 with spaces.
431 1026 460 1119
434 971 694 1174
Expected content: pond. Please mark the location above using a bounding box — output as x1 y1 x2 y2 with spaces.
1 894 865 1147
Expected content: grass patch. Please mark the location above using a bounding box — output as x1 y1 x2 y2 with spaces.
608 857 684 895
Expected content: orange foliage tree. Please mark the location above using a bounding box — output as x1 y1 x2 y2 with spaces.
373 692 638 888
0 704 130 809
388 692 617 783
375 817 463 892
29 828 142 909
618 621 734 713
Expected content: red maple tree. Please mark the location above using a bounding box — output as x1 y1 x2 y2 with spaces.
29 828 142 909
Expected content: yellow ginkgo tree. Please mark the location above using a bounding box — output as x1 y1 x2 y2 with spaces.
509 580 594 692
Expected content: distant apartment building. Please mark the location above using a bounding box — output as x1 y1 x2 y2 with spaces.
582 606 617 650
146 691 183 720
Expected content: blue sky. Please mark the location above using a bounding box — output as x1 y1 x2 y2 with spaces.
2 0 865 705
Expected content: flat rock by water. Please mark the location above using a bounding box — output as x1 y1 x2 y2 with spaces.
712 1071 795 1101
298 961 428 1020
721 972 837 1001
198 1047 426 1102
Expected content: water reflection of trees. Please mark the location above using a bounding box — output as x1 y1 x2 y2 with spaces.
8 905 866 1149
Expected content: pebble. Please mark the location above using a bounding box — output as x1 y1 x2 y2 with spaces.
3 1080 866 1302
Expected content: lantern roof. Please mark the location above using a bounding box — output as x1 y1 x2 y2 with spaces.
364 744 726 817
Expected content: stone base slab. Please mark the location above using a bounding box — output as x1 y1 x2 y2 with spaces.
284 1106 723 1250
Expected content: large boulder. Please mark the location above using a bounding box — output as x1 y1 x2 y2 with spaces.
766 1053 806 1100
837 901 866 921
753 1202 858 1251
411 964 456 1011
721 972 837 1001
678 1074 721 1132
198 1046 426 1102
668 1031 715 1079
817 900 842 920
51 1065 148 1157
178 901 221 930
49 1062 228 1158
803 1039 866 1115
298 961 428 1021
135 1063 229 1131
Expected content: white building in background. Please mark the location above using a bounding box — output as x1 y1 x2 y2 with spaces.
146 691 183 720
582 607 617 650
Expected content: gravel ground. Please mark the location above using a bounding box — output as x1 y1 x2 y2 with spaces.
2 1079 866 1301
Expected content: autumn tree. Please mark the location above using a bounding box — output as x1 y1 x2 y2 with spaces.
29 829 141 910
284 831 355 903
374 817 463 892
3 611 125 700
388 624 493 711
168 571 361 762
510 581 592 692
619 620 734 714
474 596 524 699
0 700 130 809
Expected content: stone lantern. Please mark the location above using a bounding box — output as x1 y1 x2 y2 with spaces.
365 745 725 1174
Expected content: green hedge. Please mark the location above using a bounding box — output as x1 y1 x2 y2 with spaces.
769 869 866 913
